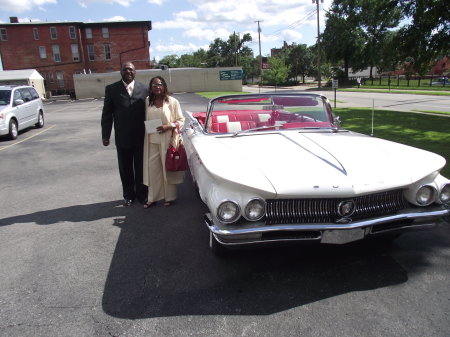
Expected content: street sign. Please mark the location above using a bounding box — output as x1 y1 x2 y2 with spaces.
332 79 339 89
219 70 243 80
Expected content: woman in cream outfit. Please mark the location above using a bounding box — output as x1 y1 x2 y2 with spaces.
143 76 185 207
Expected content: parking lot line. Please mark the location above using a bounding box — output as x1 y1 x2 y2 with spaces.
0 125 56 151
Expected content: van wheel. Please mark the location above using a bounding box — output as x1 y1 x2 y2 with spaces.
35 111 44 128
209 232 228 257
9 119 18 140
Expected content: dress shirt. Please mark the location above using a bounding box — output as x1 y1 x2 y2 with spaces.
123 80 135 96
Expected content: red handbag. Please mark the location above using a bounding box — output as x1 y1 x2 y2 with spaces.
165 129 188 171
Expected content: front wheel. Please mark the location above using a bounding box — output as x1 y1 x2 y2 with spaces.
35 111 44 128
9 119 18 140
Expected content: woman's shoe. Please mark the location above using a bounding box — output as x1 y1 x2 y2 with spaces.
144 202 154 209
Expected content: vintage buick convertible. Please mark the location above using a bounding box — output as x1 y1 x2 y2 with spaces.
182 93 450 255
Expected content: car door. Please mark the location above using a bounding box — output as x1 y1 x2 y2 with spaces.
11 89 28 125
17 88 35 126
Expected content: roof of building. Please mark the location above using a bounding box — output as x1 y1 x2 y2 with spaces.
0 20 152 30
0 69 44 80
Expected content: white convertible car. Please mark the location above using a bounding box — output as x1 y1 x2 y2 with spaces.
183 93 450 255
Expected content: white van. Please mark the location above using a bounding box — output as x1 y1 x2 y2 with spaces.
0 85 45 140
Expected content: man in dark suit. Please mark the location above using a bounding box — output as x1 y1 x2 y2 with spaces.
101 61 148 206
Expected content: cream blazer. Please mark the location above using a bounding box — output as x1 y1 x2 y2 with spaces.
143 95 185 186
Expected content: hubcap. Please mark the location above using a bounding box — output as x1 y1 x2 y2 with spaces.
11 123 18 137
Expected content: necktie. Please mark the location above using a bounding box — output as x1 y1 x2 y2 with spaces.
127 85 133 96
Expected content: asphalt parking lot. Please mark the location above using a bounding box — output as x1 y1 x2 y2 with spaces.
0 93 449 337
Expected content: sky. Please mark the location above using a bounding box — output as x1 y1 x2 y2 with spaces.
0 0 331 63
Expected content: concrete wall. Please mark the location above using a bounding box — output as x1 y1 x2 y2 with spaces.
73 67 243 99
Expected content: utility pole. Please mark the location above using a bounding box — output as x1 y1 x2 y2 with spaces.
313 0 323 88
255 20 263 93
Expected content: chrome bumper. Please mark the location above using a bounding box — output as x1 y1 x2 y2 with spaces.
205 207 450 245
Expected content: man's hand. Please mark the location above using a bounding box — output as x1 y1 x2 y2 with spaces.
102 139 110 146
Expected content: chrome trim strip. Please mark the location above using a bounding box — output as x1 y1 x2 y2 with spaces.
206 208 450 236
279 133 347 176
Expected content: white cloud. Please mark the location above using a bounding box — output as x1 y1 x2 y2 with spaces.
183 28 229 41
0 0 56 13
78 0 134 8
176 10 198 20
152 42 208 54
280 29 304 43
147 0 165 5
104 16 126 22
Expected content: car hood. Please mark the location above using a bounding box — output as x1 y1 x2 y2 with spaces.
198 131 446 197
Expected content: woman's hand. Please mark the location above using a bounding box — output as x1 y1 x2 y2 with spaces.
156 124 173 133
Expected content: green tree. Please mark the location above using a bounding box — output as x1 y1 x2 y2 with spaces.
377 30 402 74
355 0 402 77
322 0 402 79
206 33 253 67
263 56 291 86
240 55 259 84
321 1 366 79
396 0 450 75
287 44 315 83
158 54 179 68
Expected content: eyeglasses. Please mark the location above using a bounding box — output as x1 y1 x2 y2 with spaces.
151 83 163 88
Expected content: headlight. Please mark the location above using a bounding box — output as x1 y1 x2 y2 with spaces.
244 198 266 221
217 201 240 223
439 183 450 204
416 185 436 206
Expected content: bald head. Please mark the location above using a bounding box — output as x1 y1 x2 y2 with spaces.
120 62 136 84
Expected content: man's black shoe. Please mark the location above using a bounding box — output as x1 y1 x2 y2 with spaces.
123 199 134 207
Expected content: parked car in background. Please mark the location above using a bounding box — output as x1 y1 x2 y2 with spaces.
431 77 448 86
183 93 450 256
0 85 44 140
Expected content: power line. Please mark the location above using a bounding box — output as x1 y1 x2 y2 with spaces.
247 8 317 47
264 9 317 39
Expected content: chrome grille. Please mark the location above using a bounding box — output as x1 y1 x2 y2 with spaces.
265 189 409 224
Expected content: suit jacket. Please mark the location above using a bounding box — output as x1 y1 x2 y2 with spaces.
101 80 148 149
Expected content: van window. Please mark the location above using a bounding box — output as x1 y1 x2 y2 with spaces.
19 88 32 102
13 90 22 105
29 88 40 99
0 90 12 105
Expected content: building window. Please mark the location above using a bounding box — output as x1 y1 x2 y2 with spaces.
39 46 47 59
102 27 109 38
33 28 39 40
56 71 64 88
87 44 95 61
71 44 80 61
52 45 61 62
0 28 7 41
50 27 57 39
104 44 111 60
48 72 54 83
69 26 76 39
85 28 92 39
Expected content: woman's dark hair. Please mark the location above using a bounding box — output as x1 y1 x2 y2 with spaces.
148 76 170 106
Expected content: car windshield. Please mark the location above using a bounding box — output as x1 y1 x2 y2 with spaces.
0 90 12 105
205 94 334 134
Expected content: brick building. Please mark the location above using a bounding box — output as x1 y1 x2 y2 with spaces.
0 17 151 95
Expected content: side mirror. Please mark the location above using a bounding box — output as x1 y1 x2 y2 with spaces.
334 115 342 127
14 99 24 106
